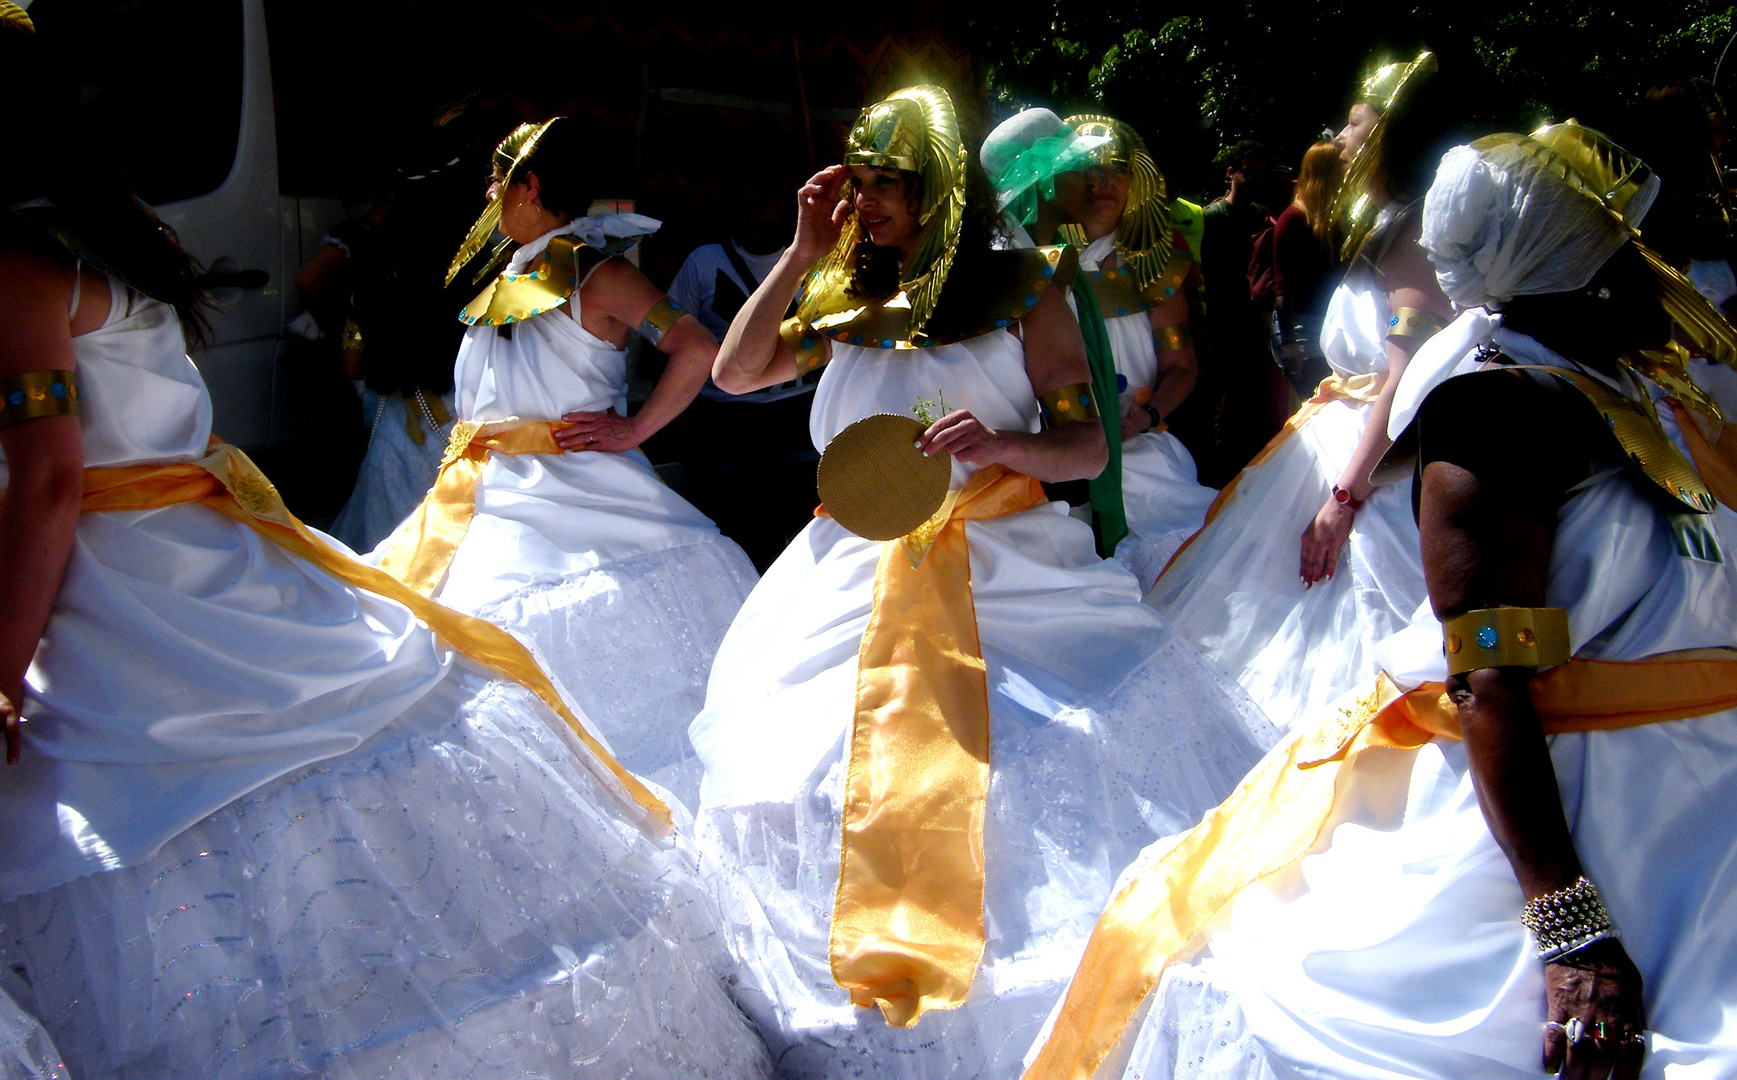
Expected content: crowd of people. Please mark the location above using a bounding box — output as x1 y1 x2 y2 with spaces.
3 1 1737 1076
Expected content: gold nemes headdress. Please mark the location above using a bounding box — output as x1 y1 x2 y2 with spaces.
1497 120 1737 369
1333 49 1437 259
799 85 967 342
0 0 33 31
445 118 556 286
1057 114 1173 294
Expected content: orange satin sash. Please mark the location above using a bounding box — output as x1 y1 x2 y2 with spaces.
376 418 565 596
54 442 671 836
1024 650 1737 1080
830 463 1048 1027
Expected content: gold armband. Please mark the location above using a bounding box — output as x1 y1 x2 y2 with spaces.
341 317 365 352
1039 382 1099 427
780 317 829 375
0 369 80 429
1153 323 1193 354
1386 307 1448 341
638 296 685 348
1442 606 1571 676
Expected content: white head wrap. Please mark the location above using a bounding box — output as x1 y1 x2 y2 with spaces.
1421 140 1658 308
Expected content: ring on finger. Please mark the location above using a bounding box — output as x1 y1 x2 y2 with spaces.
1563 1017 1587 1045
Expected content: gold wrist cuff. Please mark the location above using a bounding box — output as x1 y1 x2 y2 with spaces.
1386 306 1448 341
1443 606 1571 676
781 317 829 375
341 317 365 352
1153 322 1193 354
1039 382 1099 427
0 369 80 429
638 296 685 348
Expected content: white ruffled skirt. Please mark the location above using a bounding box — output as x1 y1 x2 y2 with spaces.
413 447 760 809
1101 708 1737 1080
691 506 1277 1080
1113 430 1217 590
1146 399 1428 730
0 664 770 1080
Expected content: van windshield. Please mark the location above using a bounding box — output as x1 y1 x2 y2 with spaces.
23 0 244 206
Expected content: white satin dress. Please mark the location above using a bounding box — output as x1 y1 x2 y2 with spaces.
0 274 769 1079
1147 248 1430 731
401 220 759 807
689 326 1278 1079
1073 236 1217 588
1094 329 1737 1080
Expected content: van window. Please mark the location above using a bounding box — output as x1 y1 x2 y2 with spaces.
24 0 244 205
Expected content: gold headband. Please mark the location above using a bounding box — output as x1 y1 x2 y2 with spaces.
445 118 557 287
1333 49 1437 259
801 85 967 342
1059 113 1173 294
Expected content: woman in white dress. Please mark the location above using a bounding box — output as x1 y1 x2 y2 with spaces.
1148 50 1456 729
1026 124 1737 1080
979 107 1217 584
1052 112 1217 586
373 117 758 807
0 16 768 1075
690 85 1276 1080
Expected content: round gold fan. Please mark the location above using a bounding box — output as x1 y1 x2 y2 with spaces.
817 414 952 540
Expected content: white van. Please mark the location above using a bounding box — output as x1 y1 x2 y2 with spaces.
22 0 358 451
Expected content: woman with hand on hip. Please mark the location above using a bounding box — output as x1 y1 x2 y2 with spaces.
373 116 759 808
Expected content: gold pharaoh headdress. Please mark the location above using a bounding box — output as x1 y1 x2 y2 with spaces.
1058 114 1172 293
799 85 968 341
1484 121 1737 369
1333 50 1437 260
444 118 557 287
0 1 34 31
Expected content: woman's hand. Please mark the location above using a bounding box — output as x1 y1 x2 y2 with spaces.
555 408 641 453
1543 939 1648 1080
1300 496 1355 584
1121 401 1153 441
2 686 20 766
792 165 851 267
919 410 1006 467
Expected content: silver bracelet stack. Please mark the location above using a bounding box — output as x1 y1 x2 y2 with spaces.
1521 875 1614 963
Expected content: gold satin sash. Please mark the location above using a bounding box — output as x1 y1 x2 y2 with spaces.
1669 400 1737 512
1158 371 1385 579
56 443 672 836
1023 650 1737 1080
376 418 565 596
831 463 1048 1027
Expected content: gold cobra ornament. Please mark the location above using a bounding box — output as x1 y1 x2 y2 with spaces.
1059 114 1173 294
802 85 967 342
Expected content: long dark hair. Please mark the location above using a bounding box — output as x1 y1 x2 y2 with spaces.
1 16 209 345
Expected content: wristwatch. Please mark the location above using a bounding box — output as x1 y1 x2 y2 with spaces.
1140 402 1163 430
1331 484 1362 510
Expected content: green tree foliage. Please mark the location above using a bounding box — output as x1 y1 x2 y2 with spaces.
975 1 1737 198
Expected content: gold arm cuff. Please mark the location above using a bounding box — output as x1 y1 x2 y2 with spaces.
1386 306 1448 341
1153 322 1193 354
780 317 829 375
0 369 79 429
1443 606 1571 676
341 317 365 352
1039 382 1100 427
638 296 685 347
